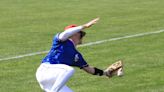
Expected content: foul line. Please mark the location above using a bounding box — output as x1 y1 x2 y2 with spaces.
0 30 164 61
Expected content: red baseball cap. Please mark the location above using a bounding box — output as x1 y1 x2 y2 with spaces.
64 24 77 30
64 24 86 39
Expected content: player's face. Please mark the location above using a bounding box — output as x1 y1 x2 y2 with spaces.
76 32 83 44
72 32 83 45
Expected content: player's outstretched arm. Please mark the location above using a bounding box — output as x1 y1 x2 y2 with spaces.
82 61 123 77
58 18 99 41
82 66 111 77
82 18 99 29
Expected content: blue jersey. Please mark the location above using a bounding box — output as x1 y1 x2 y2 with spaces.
42 33 88 69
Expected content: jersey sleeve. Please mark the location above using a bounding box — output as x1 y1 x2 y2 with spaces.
74 52 89 69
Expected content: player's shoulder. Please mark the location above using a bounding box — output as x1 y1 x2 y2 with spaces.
53 33 71 44
53 33 60 39
53 33 62 42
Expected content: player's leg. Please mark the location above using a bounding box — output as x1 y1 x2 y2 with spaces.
50 64 75 92
36 63 58 92
36 64 75 92
59 85 73 92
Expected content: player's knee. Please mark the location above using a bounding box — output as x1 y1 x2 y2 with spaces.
60 64 75 76
66 67 75 75
68 67 75 74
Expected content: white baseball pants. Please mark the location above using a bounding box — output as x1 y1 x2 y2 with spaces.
36 63 75 92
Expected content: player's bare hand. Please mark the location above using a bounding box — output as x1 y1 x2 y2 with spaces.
83 18 99 28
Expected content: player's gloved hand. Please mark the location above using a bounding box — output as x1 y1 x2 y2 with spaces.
83 18 99 28
104 60 123 78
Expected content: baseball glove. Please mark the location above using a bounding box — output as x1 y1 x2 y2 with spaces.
104 60 123 78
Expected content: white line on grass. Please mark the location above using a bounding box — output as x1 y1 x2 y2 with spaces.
0 29 164 61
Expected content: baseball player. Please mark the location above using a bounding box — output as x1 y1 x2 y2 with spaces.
36 18 123 92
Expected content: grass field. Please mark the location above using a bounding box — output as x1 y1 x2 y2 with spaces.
0 0 164 92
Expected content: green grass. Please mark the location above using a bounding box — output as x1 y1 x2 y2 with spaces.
0 0 164 92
